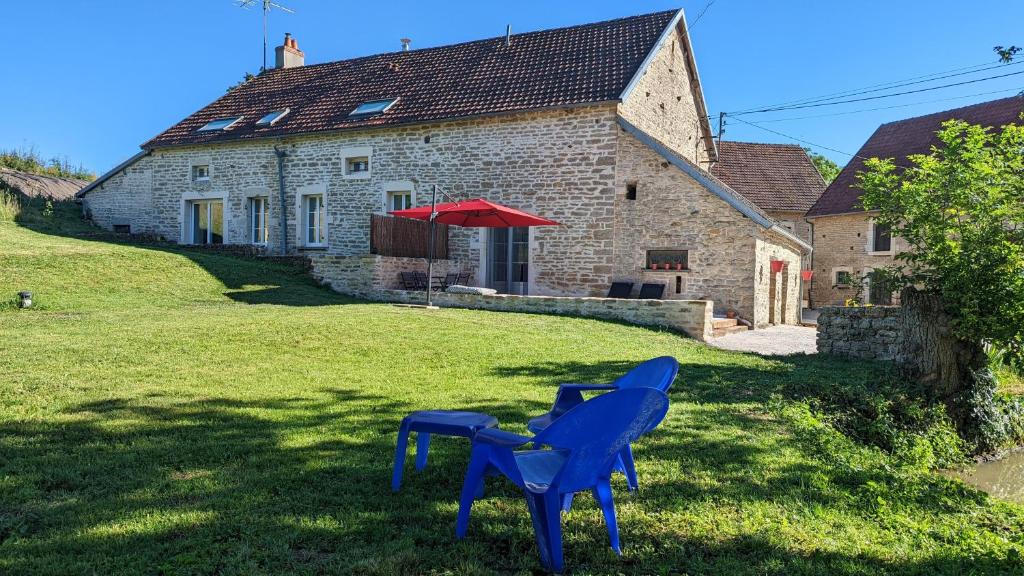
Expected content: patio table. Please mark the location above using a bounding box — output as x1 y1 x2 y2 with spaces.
391 410 499 491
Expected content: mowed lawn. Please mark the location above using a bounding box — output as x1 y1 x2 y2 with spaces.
2 219 1023 575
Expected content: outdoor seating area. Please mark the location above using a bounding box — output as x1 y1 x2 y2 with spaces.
391 356 679 573
399 271 472 292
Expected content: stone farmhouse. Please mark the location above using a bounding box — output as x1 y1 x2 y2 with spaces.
77 9 811 328
806 95 1024 307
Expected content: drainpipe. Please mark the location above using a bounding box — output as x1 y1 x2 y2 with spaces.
274 145 288 255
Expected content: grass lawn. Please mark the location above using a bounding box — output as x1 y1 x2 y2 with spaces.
2 215 1023 575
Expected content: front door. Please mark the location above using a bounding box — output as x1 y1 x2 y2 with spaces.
868 270 893 305
487 227 529 294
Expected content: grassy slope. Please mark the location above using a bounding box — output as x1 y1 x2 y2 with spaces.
1 219 1022 575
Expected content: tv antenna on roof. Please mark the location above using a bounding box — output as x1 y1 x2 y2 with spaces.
237 0 295 72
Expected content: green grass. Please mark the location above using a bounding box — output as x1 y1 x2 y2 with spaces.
2 216 1023 575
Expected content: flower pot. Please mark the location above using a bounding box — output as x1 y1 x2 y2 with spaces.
770 260 785 273
801 270 814 282
725 309 737 319
675 263 683 271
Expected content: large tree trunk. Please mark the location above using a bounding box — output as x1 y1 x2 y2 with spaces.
896 288 987 428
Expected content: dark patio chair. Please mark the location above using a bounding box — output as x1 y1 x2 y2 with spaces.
400 272 421 291
456 271 472 286
413 271 440 292
606 282 634 298
441 272 459 290
637 283 665 299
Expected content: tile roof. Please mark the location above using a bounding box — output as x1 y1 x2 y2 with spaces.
710 141 825 213
143 10 678 149
807 95 1024 217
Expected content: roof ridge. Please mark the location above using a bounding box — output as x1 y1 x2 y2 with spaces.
262 9 679 75
879 93 1024 127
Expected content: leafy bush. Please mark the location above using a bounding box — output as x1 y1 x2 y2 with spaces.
0 188 20 222
0 147 94 180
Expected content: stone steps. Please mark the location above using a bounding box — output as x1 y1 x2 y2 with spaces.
711 317 749 338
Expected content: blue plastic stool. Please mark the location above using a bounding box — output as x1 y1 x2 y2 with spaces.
392 410 499 491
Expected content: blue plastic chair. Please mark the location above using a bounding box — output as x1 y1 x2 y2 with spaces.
455 388 670 573
527 356 678 491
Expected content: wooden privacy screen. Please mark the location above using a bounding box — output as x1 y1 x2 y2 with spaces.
370 214 449 259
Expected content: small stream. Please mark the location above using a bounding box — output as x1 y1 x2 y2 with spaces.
948 451 1024 503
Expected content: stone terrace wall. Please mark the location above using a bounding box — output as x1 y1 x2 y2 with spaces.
385 290 715 341
310 254 464 300
816 305 902 360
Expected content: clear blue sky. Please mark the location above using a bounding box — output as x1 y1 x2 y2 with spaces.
3 1 1021 174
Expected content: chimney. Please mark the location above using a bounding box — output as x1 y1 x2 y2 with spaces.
400 38 411 52
506 25 511 47
275 32 305 69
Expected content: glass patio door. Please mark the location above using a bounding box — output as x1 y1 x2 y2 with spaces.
191 200 224 245
487 227 529 294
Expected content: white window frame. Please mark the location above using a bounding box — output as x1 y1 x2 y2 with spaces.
249 196 269 245
197 116 243 132
349 98 398 116
381 181 416 214
189 157 213 184
832 266 854 289
179 191 229 245
340 146 373 180
295 184 328 248
255 108 290 127
868 219 894 255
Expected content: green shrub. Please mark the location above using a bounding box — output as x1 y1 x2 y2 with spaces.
0 189 19 222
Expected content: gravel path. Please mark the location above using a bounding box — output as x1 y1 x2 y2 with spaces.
708 325 817 356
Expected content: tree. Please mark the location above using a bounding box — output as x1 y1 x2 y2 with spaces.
858 119 1024 448
804 148 841 184
226 72 256 93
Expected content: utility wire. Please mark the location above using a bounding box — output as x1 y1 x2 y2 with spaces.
750 86 1024 123
728 116 872 161
732 68 1024 115
688 0 717 29
730 59 1019 114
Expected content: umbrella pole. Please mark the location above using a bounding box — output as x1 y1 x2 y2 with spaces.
426 184 437 307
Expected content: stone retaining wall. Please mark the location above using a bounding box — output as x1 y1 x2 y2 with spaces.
816 305 902 360
309 254 713 340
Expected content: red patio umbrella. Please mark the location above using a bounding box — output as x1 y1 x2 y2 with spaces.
388 186 561 305
388 198 561 228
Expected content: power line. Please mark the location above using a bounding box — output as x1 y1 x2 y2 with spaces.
730 61 1021 115
728 116 870 161
732 67 1024 115
688 0 717 29
750 86 1024 124
730 59 1018 114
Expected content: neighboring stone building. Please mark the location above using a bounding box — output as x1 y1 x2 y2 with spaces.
710 141 826 245
806 95 1024 307
78 9 810 327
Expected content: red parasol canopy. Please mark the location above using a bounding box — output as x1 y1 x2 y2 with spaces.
388 199 560 228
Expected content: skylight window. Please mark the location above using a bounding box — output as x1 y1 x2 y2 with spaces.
197 116 243 132
256 109 290 127
349 98 398 117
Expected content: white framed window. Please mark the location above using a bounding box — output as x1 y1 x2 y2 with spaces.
256 109 289 127
197 116 242 132
868 220 893 255
250 197 269 245
192 164 210 182
381 181 416 213
349 98 398 116
189 200 224 245
387 191 413 212
303 194 326 247
340 147 373 180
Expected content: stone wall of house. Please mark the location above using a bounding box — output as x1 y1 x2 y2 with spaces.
809 213 907 307
81 155 158 234
617 24 711 166
816 305 902 360
753 231 803 327
767 210 812 246
612 129 763 320
82 105 621 296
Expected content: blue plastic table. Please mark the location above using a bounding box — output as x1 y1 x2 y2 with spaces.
392 410 499 491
